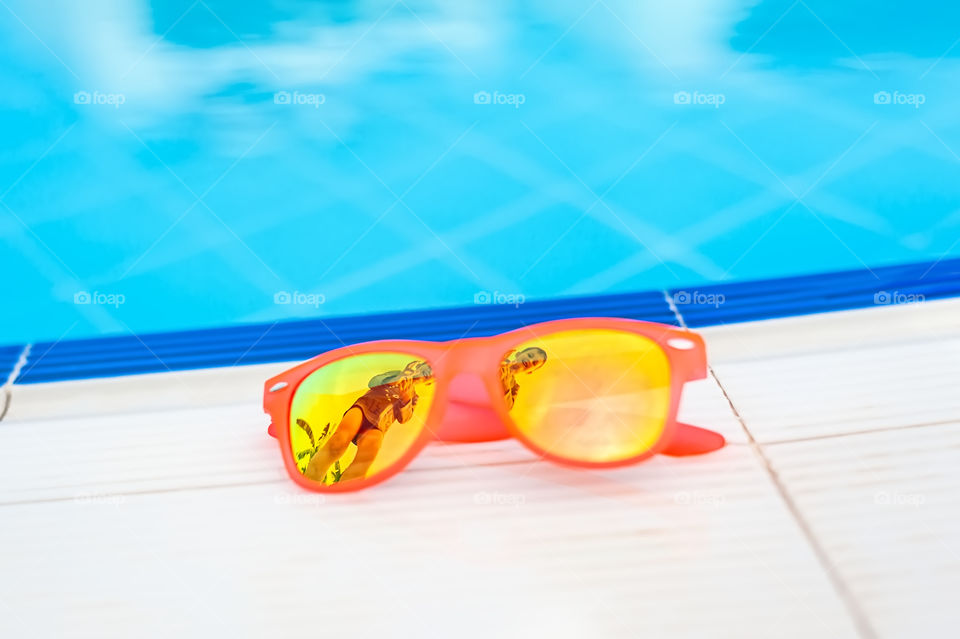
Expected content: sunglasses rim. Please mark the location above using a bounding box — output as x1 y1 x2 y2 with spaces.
264 317 706 493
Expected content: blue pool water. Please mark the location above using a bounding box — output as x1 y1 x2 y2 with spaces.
1 0 959 344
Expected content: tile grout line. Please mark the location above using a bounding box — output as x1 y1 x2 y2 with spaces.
664 291 878 639
707 371 878 639
0 477 290 508
0 344 31 422
763 419 960 446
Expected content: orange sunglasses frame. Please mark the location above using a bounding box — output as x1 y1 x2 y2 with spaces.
263 317 725 493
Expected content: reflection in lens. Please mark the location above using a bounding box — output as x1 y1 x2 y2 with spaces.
499 346 548 410
502 329 670 463
289 353 435 485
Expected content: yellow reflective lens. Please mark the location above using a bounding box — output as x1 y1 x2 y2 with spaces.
500 329 671 463
289 352 435 486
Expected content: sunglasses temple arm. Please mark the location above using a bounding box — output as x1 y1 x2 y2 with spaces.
661 422 725 456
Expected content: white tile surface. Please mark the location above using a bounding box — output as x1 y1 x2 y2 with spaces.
3 300 960 638
763 426 960 638
709 337 960 442
0 446 858 639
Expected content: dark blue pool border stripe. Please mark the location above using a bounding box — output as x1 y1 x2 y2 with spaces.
9 256 960 384
14 290 675 384
671 257 960 326
0 345 23 385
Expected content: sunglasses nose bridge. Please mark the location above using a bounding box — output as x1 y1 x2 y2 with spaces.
435 336 491 371
434 371 510 443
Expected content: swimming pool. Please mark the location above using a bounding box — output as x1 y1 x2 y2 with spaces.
1 0 958 343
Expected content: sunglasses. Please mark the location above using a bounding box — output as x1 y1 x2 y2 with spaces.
263 317 725 493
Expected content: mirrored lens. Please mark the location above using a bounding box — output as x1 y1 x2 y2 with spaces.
500 329 671 463
289 352 435 486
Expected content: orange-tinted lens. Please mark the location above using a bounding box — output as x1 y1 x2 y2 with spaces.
289 352 435 486
500 329 671 463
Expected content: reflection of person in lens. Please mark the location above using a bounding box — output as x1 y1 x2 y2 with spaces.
304 361 434 483
500 347 547 410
